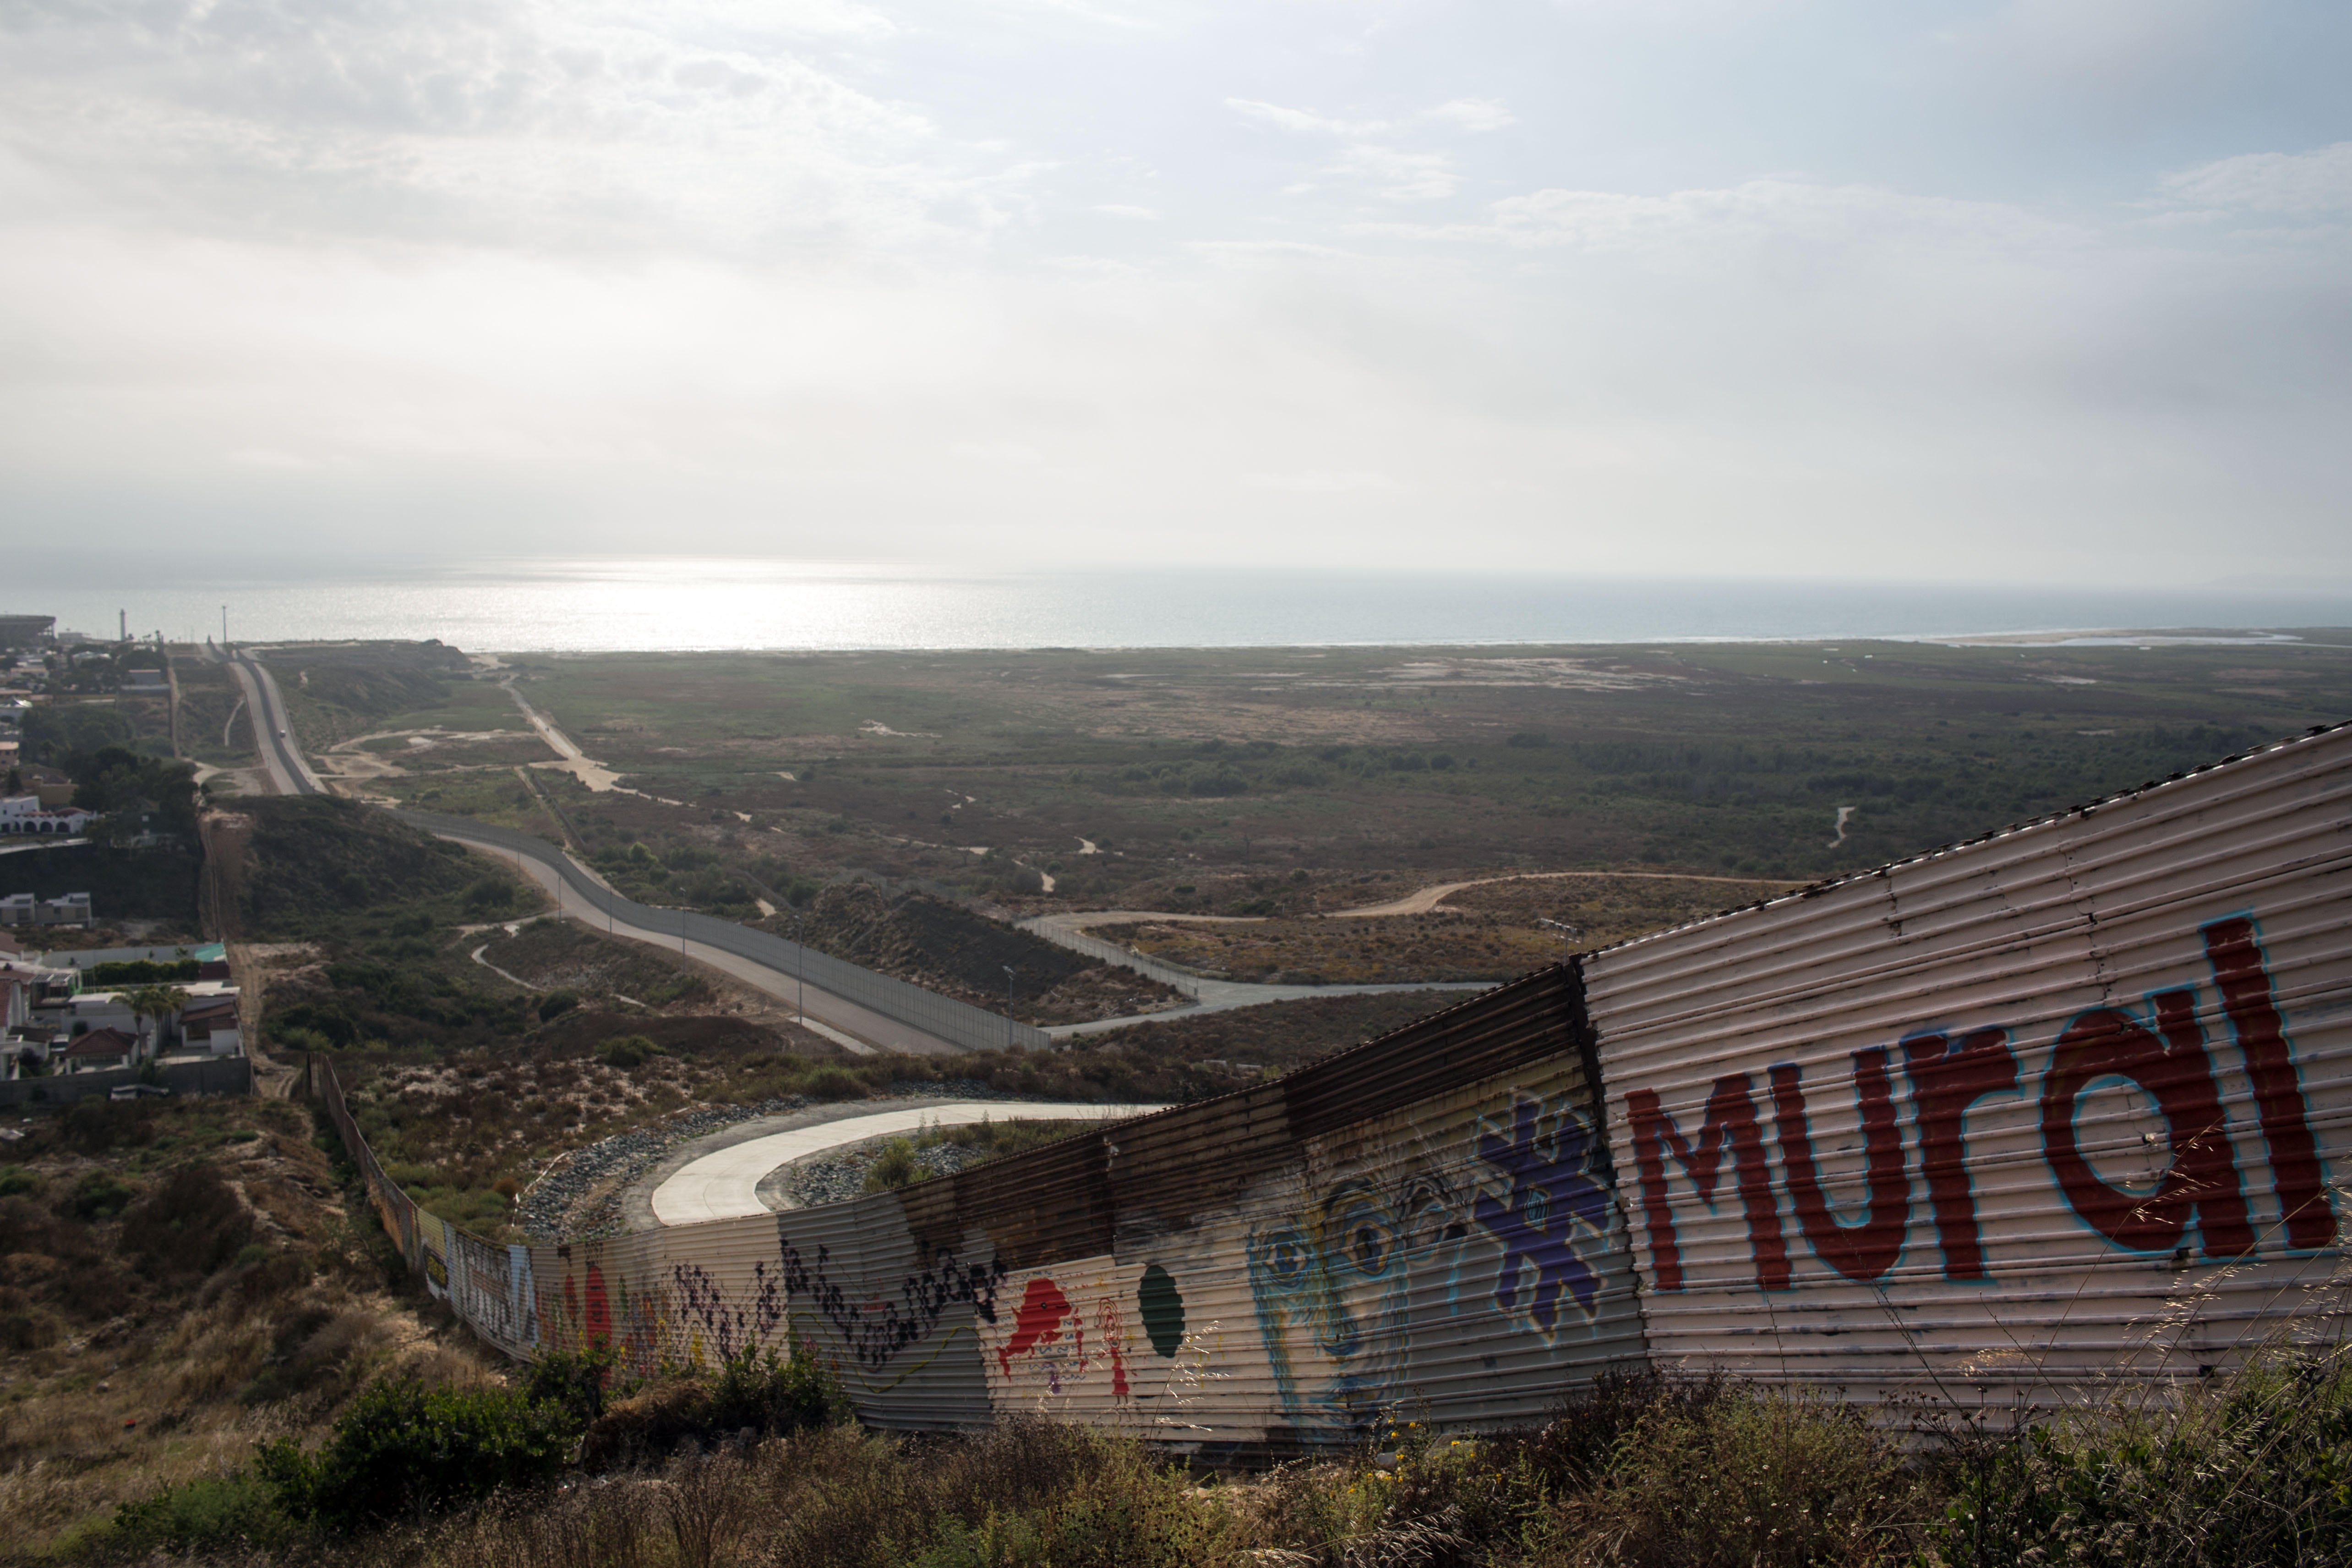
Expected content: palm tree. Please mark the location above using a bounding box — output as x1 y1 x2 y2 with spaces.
121 984 191 1060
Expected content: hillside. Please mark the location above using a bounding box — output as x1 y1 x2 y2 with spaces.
0 1096 504 1557
775 881 1184 1025
233 796 529 941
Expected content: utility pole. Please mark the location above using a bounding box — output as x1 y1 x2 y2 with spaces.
1537 918 1581 965
793 908 806 1023
221 605 228 652
1003 965 1017 1047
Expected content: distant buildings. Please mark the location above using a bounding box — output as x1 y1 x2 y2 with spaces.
2 952 245 1078
0 796 97 838
0 615 54 648
0 891 93 927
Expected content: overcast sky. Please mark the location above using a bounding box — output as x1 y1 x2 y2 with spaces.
3 0 2347 583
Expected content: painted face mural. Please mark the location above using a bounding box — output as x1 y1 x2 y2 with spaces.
1249 1091 1616 1437
1249 1168 1452 1435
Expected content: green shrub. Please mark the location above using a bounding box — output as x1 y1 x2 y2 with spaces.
579 1344 842 1470
537 989 580 1022
1549 1383 1920 1567
708 1343 842 1434
85 958 201 986
525 1342 624 1430
598 1033 661 1069
804 1065 866 1101
109 1471 293 1556
864 1137 921 1192
1926 1349 2352 1568
61 1170 134 1220
257 1373 573 1527
0 1168 38 1198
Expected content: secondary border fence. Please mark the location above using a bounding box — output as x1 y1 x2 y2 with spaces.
1012 917 1205 998
307 724 2352 1451
395 808 1051 1054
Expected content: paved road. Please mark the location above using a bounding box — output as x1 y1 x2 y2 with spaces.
224 650 325 797
647 1100 1163 1226
432 820 959 1056
225 650 961 1056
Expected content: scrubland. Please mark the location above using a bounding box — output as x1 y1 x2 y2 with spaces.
19 1350 2352 1566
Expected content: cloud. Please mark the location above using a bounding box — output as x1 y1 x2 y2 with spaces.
1224 98 1385 137
1333 146 1458 202
0 0 2345 586
2161 142 2352 220
1422 98 1514 133
1371 178 2085 257
0 0 1003 257
1242 470 1402 493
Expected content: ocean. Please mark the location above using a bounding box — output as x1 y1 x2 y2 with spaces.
14 558 2352 652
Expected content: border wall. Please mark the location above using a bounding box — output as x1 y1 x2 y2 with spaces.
313 724 2352 1446
394 808 1052 1054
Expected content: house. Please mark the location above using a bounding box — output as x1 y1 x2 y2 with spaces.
179 998 242 1056
61 1026 136 1071
0 796 97 836
4 892 97 928
2 891 96 927
34 979 242 1060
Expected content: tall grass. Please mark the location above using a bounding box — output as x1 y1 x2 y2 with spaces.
59 1350 2352 1567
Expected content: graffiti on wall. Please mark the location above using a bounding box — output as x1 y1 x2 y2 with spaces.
307 723 2352 1436
1248 1078 1628 1438
1624 914 2339 1295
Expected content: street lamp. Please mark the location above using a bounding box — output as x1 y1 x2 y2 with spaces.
1003 965 1017 1048
793 908 807 1025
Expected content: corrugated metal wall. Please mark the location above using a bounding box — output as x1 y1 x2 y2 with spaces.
313 722 2352 1438
313 964 1642 1450
1586 722 2352 1405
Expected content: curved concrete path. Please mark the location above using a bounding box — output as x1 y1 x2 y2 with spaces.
1323 867 1805 919
648 1100 1164 1226
1019 910 1489 1039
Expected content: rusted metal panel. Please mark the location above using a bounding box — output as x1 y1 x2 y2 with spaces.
1282 967 1580 1138
1587 723 2352 1404
949 1130 1117 1274
1108 1084 1293 1241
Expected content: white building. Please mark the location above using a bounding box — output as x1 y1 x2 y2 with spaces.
0 891 94 927
35 979 242 1061
0 795 96 836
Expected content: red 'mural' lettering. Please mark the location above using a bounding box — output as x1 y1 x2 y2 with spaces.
2203 918 2336 1250
1626 1075 1787 1292
1770 1047 1908 1282
2041 997 2253 1257
1903 1028 2018 1280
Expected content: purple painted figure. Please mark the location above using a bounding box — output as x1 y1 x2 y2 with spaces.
1473 1099 1612 1328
